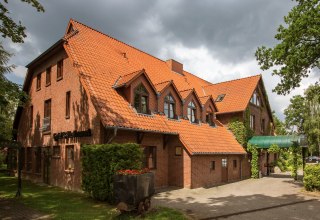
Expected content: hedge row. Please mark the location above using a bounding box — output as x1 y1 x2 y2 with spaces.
81 143 143 202
304 164 320 191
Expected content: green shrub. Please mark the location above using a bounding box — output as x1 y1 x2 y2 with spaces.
304 164 320 191
81 143 143 202
247 144 259 178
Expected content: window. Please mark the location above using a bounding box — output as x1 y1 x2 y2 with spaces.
261 119 265 133
26 147 32 172
66 91 71 119
233 160 237 169
134 84 149 114
53 146 61 158
46 66 51 86
36 73 41 91
164 94 175 119
175 146 182 156
222 158 227 167
143 146 156 169
43 99 51 132
251 91 261 106
210 161 215 170
57 59 63 80
256 96 260 106
250 114 255 130
216 94 225 102
187 101 197 123
65 145 74 170
35 147 41 174
206 106 215 126
30 106 33 128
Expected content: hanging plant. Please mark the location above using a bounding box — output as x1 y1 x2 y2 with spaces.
247 143 259 178
268 144 280 153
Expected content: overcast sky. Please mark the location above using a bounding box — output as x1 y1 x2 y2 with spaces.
3 0 319 120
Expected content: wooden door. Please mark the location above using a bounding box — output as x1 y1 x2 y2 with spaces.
221 158 228 182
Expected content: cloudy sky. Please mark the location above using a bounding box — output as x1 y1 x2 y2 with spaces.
3 0 319 120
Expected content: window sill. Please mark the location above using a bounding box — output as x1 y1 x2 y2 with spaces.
65 169 74 174
42 130 51 135
65 116 70 119
34 172 41 176
52 156 61 159
45 83 51 87
57 77 63 82
137 113 154 117
36 88 41 91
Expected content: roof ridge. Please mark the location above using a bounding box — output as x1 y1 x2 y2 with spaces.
71 19 167 63
179 88 193 92
121 69 144 77
204 74 262 88
154 80 171 86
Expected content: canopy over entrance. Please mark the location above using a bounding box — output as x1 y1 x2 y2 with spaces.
248 135 307 149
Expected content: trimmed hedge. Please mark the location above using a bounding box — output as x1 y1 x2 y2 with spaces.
304 164 320 191
81 143 143 202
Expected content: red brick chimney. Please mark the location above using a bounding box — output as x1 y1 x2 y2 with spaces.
166 59 184 75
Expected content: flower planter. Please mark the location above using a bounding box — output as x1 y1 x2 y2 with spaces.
113 172 155 213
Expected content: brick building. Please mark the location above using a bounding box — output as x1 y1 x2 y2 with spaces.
13 20 275 191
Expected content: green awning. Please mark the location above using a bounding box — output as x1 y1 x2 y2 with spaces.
248 135 306 149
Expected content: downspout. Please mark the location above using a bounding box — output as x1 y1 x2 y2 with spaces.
106 127 118 144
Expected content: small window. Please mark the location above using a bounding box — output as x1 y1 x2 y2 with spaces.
30 106 33 128
206 106 215 126
143 146 156 169
187 101 197 123
211 161 215 170
134 84 149 114
65 145 74 170
43 99 51 132
46 66 51 86
35 147 41 174
57 59 63 80
216 94 225 102
36 73 41 91
53 146 61 158
164 94 175 119
66 91 71 119
250 114 255 130
26 147 32 172
233 160 237 169
222 158 227 167
175 146 182 156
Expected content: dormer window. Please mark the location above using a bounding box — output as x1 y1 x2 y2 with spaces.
134 84 149 114
206 106 215 127
164 94 175 119
187 101 197 123
250 91 260 106
216 94 225 102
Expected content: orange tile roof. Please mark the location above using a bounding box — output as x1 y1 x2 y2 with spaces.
204 75 261 114
61 19 256 154
154 80 171 93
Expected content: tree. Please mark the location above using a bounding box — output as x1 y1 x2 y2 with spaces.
255 0 320 95
284 95 306 134
0 0 44 141
272 111 287 135
304 82 320 154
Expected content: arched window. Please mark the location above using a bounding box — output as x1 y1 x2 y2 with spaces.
134 84 149 114
187 101 197 123
164 94 175 119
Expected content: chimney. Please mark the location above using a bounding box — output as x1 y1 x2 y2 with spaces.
166 59 184 75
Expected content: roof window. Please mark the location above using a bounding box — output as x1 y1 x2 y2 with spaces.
216 94 225 102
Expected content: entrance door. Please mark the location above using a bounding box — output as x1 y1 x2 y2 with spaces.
221 158 228 182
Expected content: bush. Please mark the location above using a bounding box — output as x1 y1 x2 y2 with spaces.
247 144 259 178
81 143 143 202
304 164 320 191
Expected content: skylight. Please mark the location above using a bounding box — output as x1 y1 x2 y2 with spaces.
216 94 226 102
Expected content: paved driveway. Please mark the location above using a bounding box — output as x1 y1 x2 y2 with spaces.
152 174 320 220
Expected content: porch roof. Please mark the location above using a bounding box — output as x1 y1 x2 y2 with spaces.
248 135 306 149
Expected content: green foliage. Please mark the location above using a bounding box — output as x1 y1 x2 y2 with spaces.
284 95 306 134
290 143 301 180
247 144 259 179
0 151 5 167
81 143 143 202
0 0 44 43
256 0 320 95
304 82 320 154
304 164 320 191
268 144 280 153
272 111 287 135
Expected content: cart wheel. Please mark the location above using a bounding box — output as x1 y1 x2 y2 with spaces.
138 201 145 214
144 198 151 211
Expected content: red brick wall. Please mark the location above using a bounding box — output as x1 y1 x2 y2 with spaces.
17 48 102 191
216 112 244 125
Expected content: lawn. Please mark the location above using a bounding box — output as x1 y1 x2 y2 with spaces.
0 173 187 219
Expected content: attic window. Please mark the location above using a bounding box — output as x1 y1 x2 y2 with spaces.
216 94 225 102
67 24 74 34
